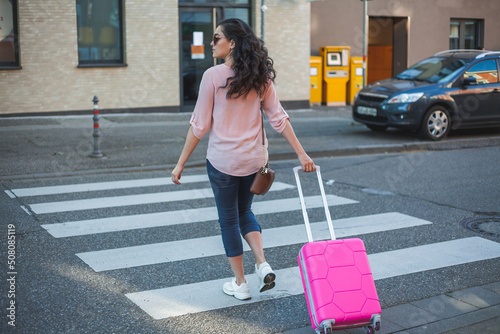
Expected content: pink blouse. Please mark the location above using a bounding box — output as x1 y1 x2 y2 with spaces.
190 64 290 176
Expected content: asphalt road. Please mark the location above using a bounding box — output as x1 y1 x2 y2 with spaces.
1 147 499 333
1 108 499 333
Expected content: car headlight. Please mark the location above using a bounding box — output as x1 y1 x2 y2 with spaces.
387 92 424 104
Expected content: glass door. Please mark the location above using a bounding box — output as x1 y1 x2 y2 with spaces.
179 8 220 111
179 3 250 111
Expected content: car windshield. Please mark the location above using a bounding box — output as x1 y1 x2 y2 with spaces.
396 57 472 83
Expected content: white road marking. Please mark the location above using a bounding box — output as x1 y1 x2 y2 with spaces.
78 212 431 272
30 182 295 214
42 195 357 238
5 190 16 198
126 237 500 319
8 175 209 197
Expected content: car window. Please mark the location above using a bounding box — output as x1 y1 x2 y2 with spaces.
464 60 499 84
396 57 470 83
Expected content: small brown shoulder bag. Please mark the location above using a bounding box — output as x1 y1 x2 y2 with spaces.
250 101 275 195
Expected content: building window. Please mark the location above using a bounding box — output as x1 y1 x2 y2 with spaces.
0 0 20 68
179 0 250 3
76 0 125 66
450 19 484 50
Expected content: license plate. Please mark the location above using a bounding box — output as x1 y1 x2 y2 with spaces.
357 106 377 116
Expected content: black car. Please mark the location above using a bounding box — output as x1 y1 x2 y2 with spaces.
352 50 500 140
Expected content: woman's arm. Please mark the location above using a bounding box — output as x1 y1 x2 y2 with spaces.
280 120 316 172
171 126 201 184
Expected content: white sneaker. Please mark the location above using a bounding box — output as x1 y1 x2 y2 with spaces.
255 262 276 292
223 279 251 300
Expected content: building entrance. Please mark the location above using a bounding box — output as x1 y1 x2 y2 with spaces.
179 8 218 111
367 17 408 84
179 2 250 111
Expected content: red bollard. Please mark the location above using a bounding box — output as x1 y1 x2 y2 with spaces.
91 95 103 158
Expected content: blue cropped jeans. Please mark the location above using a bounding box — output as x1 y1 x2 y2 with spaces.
207 160 261 257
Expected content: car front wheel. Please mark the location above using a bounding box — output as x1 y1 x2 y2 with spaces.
419 106 451 141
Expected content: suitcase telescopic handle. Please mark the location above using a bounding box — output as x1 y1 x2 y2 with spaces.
293 166 336 242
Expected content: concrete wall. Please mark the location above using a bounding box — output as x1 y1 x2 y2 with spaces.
311 0 500 67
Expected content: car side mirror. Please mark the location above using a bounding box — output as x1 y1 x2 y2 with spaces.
463 76 477 86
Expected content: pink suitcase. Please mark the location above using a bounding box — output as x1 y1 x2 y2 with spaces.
294 166 381 334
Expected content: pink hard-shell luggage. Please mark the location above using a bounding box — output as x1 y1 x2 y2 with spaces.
294 166 381 334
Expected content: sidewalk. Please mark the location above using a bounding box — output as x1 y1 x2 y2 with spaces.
284 282 500 334
1 106 499 333
1 106 500 180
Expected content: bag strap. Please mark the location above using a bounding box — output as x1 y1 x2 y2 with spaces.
260 99 268 171
260 100 265 146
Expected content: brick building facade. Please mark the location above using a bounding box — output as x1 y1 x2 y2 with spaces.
0 0 309 115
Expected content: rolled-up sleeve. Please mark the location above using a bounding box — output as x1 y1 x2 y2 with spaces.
262 81 289 134
190 70 215 139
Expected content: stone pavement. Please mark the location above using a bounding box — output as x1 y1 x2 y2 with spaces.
284 282 500 334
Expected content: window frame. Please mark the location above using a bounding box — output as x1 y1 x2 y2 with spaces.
0 0 21 70
449 18 484 50
76 0 126 68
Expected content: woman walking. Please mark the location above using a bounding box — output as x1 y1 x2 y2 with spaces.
171 18 316 300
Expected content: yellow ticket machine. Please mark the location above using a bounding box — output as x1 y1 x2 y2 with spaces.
310 56 322 105
348 57 364 104
320 46 350 106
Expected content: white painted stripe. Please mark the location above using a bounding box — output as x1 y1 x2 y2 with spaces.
20 206 31 215
78 213 431 272
30 182 295 214
126 237 500 319
9 175 209 197
127 268 305 320
368 237 500 280
31 187 214 214
42 195 357 238
4 190 16 198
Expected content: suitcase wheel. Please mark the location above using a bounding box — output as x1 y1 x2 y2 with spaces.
320 322 332 334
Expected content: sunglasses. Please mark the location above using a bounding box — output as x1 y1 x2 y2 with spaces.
212 34 225 45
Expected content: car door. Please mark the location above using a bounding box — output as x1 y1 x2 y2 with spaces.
452 59 500 126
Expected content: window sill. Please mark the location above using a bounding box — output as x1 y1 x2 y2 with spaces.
0 66 22 71
77 63 128 68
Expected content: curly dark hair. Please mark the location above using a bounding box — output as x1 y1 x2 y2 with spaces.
218 18 276 99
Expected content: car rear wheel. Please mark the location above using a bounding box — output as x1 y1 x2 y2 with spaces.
419 106 451 141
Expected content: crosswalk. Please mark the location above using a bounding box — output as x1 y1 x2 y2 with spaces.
127 237 500 320
6 173 500 322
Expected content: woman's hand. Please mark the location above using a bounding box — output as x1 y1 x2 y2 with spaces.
171 164 184 184
280 121 316 173
171 126 200 185
299 153 316 173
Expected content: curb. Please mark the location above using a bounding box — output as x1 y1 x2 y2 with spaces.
270 136 500 161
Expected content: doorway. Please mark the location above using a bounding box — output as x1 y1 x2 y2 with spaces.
179 8 219 111
367 17 408 84
179 3 251 111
